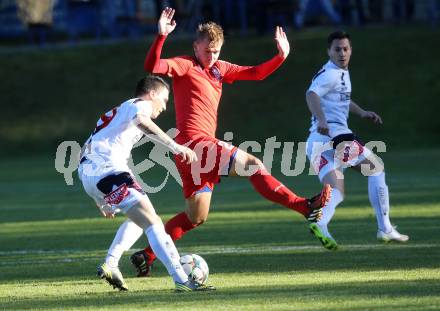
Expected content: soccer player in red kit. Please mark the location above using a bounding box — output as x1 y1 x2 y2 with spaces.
131 7 332 276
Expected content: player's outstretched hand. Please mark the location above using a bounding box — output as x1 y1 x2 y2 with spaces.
158 7 176 35
96 204 115 218
362 111 383 124
275 26 290 58
176 145 198 164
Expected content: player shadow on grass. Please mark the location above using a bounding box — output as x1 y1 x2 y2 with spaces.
0 214 421 252
2 278 439 310
2 186 437 224
1 220 439 283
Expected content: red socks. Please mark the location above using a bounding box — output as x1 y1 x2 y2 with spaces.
144 171 308 264
143 212 197 264
249 169 309 216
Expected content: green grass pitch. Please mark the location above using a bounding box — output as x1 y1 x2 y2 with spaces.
1 149 439 310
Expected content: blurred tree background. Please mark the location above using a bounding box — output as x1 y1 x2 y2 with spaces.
1 0 439 156
1 26 439 156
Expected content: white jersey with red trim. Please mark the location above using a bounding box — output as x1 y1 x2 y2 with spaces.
307 60 352 138
82 98 152 176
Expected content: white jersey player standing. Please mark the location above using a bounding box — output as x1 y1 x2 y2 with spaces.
305 31 409 250
78 75 214 292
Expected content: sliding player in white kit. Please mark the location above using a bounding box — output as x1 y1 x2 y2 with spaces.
78 75 214 292
305 31 409 250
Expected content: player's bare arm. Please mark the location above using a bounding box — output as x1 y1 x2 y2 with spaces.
306 91 330 136
135 114 198 163
275 26 290 58
158 7 176 35
350 100 383 124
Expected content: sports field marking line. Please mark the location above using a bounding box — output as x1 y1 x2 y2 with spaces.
190 243 437 255
0 242 436 265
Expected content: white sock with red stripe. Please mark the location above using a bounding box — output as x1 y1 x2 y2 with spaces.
105 219 143 268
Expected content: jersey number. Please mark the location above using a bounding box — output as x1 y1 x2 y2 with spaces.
93 107 118 135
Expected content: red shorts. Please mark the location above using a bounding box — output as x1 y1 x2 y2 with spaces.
175 135 237 198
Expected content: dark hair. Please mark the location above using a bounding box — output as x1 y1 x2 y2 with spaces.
135 75 170 97
327 31 351 48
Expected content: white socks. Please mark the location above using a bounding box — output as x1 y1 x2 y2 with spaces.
318 187 343 229
314 172 393 236
105 219 144 268
368 172 393 233
146 224 188 284
104 219 188 284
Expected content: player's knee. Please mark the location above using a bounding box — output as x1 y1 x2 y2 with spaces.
141 204 162 224
185 196 210 225
372 162 385 174
245 155 265 171
332 187 345 204
335 186 345 199
339 190 345 202
151 213 162 224
188 214 208 225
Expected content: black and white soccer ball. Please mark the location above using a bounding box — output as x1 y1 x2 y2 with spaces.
179 253 209 285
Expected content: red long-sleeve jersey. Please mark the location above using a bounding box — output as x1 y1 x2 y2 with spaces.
144 35 285 143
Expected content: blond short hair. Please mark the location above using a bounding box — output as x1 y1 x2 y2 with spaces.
195 22 224 46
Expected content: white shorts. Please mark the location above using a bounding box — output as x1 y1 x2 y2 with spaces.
78 159 146 214
306 131 372 182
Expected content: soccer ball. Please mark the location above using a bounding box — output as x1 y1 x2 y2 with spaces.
179 253 209 285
